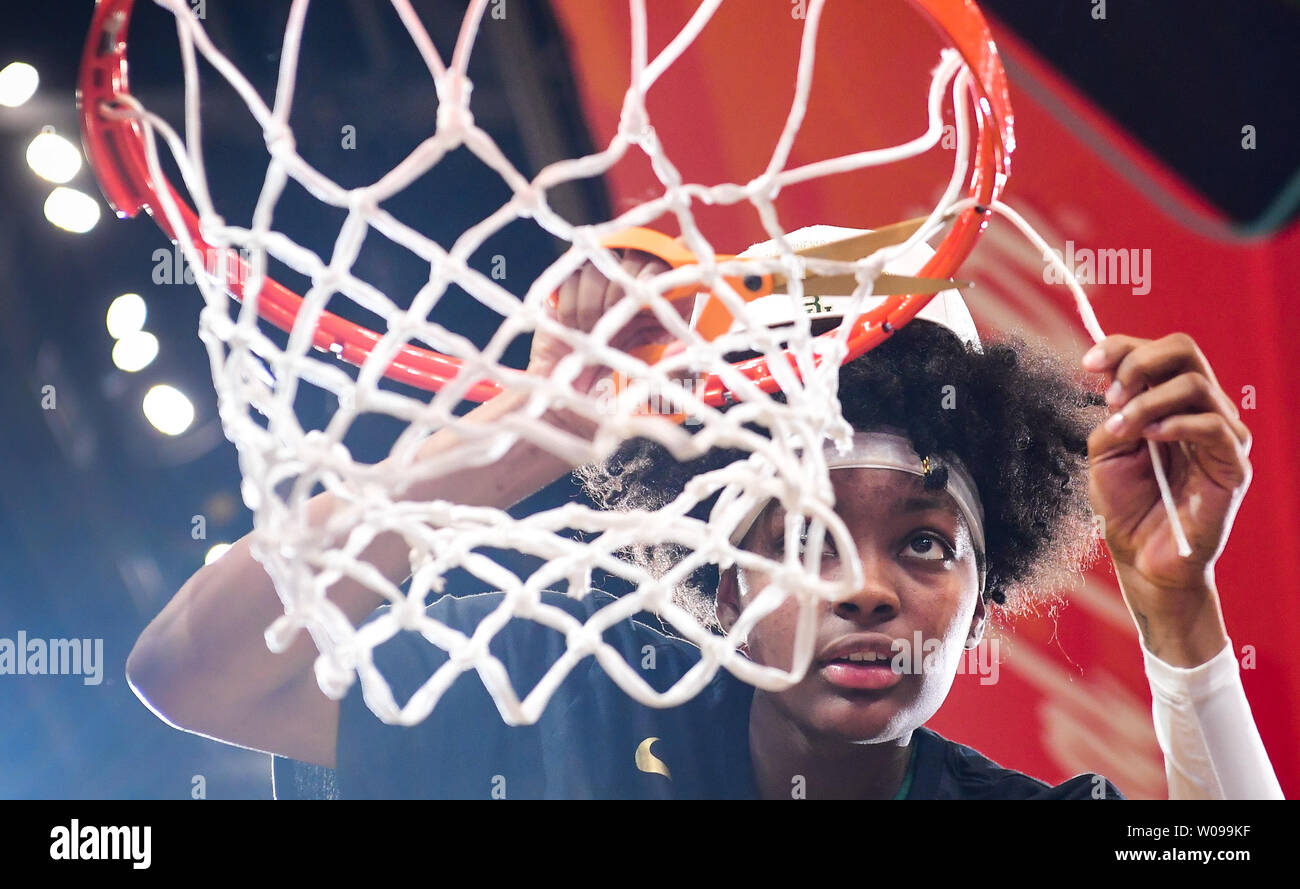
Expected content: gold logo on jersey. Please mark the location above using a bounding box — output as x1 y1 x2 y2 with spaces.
635 737 672 780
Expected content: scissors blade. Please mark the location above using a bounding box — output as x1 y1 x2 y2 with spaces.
776 273 971 297
792 215 933 262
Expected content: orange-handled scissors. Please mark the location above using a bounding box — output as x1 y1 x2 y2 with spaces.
548 217 970 354
545 216 969 420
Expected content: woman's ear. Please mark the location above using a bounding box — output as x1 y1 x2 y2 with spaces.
716 564 742 633
965 593 988 650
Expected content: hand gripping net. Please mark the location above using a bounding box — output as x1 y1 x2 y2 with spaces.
79 0 1188 726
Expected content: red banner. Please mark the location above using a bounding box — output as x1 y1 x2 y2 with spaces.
551 0 1300 797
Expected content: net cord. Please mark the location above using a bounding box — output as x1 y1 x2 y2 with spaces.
94 0 1188 728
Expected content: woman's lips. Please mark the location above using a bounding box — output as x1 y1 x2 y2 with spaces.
819 659 903 691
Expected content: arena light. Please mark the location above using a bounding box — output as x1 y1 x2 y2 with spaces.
43 186 101 233
26 129 83 183
204 543 232 565
112 331 159 372
142 384 195 436
105 292 147 338
0 62 38 108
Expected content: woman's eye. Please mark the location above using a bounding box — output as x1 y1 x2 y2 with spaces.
905 533 953 562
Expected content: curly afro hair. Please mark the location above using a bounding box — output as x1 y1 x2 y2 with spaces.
575 320 1106 626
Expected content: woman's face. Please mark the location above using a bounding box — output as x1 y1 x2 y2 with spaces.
717 466 985 743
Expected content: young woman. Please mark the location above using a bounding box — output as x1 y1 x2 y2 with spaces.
126 246 1282 799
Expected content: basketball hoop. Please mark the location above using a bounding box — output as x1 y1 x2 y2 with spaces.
78 0 1190 728
78 0 1011 404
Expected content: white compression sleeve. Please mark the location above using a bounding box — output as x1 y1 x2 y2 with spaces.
1142 639 1284 799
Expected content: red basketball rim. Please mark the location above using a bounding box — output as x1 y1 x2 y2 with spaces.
77 0 1013 407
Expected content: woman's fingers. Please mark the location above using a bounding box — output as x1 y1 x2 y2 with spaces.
540 250 685 394
1104 372 1219 436
1142 412 1253 489
1089 370 1252 478
535 251 679 393
554 266 581 330
575 259 612 333
567 251 667 334
1083 333 1250 446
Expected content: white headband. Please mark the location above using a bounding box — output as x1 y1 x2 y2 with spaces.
714 228 987 589
729 429 987 591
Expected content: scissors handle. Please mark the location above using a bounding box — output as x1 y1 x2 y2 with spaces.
596 227 776 305
596 227 777 354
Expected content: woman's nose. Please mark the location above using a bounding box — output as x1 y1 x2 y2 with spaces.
832 569 901 623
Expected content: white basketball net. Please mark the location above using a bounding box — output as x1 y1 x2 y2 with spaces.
110 0 1187 727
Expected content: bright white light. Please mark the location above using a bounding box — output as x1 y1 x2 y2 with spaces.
142 384 195 436
106 292 147 338
43 186 101 233
112 331 159 372
26 129 83 183
0 62 39 108
204 543 233 565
